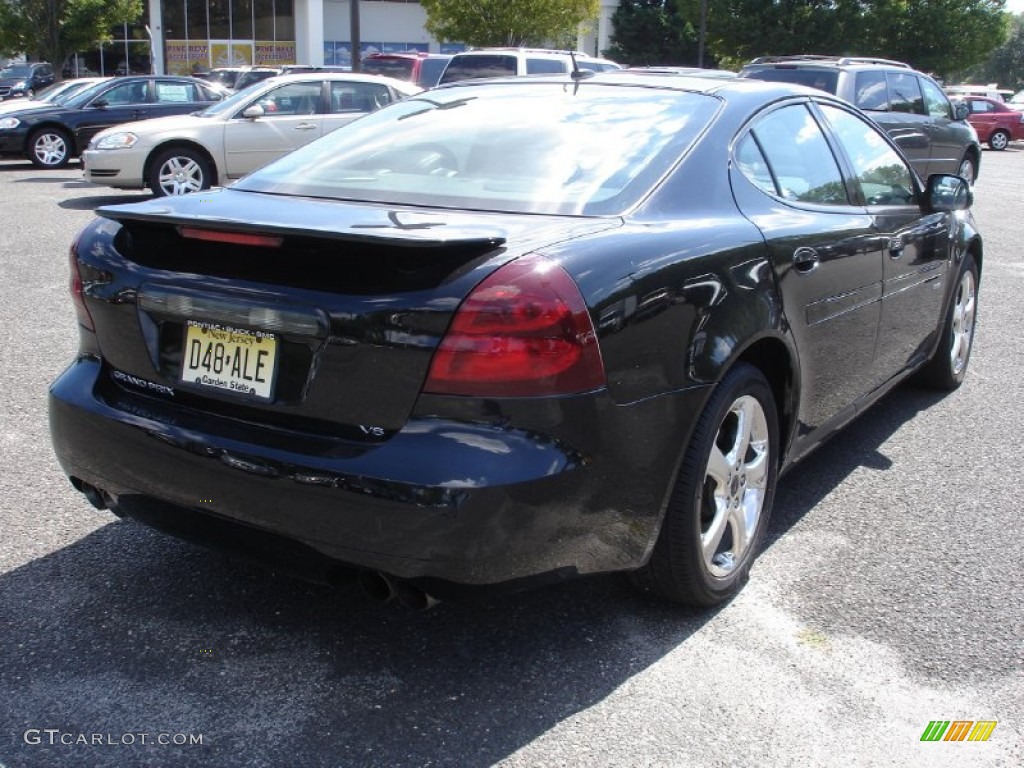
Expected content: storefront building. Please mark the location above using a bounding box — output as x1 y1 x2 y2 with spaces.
67 0 618 77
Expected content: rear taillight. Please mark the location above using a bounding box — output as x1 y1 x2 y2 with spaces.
424 255 605 397
68 242 94 331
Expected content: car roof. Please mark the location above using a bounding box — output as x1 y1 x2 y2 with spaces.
744 55 913 70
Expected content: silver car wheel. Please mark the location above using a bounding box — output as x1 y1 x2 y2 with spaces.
958 156 976 185
950 267 977 376
989 130 1009 151
32 132 68 167
702 394 770 578
157 155 206 196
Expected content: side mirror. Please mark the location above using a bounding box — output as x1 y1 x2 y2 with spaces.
241 104 264 120
953 102 969 121
926 174 972 212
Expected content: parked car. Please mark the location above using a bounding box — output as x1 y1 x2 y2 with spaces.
0 76 223 169
51 74 980 608
0 62 56 100
1009 90 1024 111
944 83 1013 102
438 48 619 84
961 95 1024 150
740 56 982 183
200 67 247 90
361 52 452 88
0 77 110 114
83 73 421 196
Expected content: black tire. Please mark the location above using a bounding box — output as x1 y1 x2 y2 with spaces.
148 147 213 197
28 127 72 168
917 254 979 391
988 130 1010 151
633 363 779 606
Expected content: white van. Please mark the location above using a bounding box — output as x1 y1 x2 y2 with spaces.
438 48 619 85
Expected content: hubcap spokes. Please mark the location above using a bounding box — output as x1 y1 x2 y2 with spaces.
35 135 66 166
702 395 770 578
950 269 976 375
159 157 203 195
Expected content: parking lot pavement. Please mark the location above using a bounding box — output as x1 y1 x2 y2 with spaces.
1 156 1022 767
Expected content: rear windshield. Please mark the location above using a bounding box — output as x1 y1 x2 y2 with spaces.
233 70 278 91
439 55 517 84
234 81 721 216
743 67 839 94
362 58 416 81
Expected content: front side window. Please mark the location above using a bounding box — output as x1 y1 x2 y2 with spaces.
818 104 915 206
97 81 149 105
249 81 321 115
743 104 848 205
919 77 952 119
887 72 925 115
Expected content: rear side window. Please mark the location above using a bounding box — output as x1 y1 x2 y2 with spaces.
741 104 848 204
440 55 517 83
854 71 888 110
155 82 196 103
887 72 925 115
744 67 839 94
526 58 566 74
329 82 393 113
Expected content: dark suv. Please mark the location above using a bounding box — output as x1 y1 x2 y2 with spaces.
0 62 56 101
740 56 981 183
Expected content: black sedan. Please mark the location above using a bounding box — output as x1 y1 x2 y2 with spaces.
0 75 222 168
49 74 980 608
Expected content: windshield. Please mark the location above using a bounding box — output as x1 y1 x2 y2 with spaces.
234 81 720 215
0 65 32 78
62 80 117 108
197 79 276 117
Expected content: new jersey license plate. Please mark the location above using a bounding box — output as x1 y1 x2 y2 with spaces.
181 321 278 400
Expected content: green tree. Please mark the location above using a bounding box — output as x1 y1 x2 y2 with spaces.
960 12 1024 89
705 0 1008 75
420 0 600 48
604 0 701 66
0 0 142 75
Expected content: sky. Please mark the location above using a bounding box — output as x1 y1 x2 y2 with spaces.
1007 0 1024 14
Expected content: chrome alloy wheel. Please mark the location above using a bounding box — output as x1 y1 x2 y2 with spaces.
157 155 206 195
32 132 68 166
701 395 770 578
950 267 977 376
958 157 976 185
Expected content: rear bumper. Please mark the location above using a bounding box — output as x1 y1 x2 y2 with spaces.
50 357 710 587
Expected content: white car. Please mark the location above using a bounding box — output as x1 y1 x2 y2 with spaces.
82 73 421 196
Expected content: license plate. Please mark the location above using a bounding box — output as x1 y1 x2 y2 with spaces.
181 321 278 400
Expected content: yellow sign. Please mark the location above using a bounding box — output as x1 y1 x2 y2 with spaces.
255 41 297 66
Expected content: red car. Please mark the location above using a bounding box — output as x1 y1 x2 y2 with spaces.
963 96 1024 150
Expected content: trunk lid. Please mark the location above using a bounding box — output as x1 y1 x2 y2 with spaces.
86 188 620 434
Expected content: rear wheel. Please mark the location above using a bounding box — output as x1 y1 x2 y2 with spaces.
958 154 977 185
28 127 71 168
633 363 779 606
988 130 1010 151
918 254 978 390
149 147 213 196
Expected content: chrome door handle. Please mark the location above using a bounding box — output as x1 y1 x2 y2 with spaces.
294 123 317 130
793 247 819 273
888 237 905 258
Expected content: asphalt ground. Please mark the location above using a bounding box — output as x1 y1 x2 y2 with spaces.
0 148 1021 768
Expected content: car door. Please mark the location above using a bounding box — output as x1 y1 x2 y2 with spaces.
917 76 969 176
74 80 152 147
862 70 933 178
222 80 324 179
965 97 995 143
815 102 950 386
730 102 883 444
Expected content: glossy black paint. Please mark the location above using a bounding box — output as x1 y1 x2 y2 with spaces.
0 76 220 161
49 75 981 590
